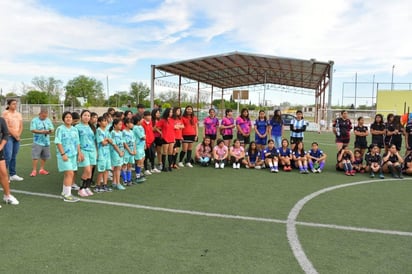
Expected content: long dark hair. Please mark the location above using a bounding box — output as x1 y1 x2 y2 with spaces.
109 118 122 132
5 99 17 110
183 105 196 125
201 136 212 151
247 141 257 155
272 109 282 123
161 108 172 121
172 106 181 119
151 108 160 127
240 108 249 120
372 114 384 125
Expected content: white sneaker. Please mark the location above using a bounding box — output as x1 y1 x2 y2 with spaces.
9 175 24 181
144 170 152 176
255 166 262 170
236 163 241 169
85 188 94 196
233 163 236 169
215 162 219 169
178 162 185 167
71 184 80 190
78 189 89 197
151 168 161 173
186 162 193 168
3 195 19 205
220 163 225 169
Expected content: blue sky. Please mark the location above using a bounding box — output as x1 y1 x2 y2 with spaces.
1 0 411 106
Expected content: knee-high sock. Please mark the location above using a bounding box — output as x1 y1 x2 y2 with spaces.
186 150 192 163
168 155 173 167
179 151 186 162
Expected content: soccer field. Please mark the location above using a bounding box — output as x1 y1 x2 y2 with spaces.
1 128 412 274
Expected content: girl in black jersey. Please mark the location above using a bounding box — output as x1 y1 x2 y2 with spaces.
365 144 384 179
385 115 404 152
403 149 412 175
382 144 404 178
353 116 368 156
337 144 355 176
370 114 385 150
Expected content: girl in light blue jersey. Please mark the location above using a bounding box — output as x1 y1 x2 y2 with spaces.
122 118 136 186
95 116 113 193
110 119 126 190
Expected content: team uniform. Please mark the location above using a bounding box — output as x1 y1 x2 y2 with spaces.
195 143 212 166
236 116 252 144
182 116 198 143
110 130 125 167
96 127 112 172
246 150 261 165
354 125 368 149
307 149 325 172
370 122 385 148
333 118 352 144
405 122 412 149
76 123 96 167
385 122 404 151
221 116 234 141
133 125 146 161
365 152 382 167
30 116 54 161
204 116 219 141
123 129 135 165
254 119 268 146
290 119 306 144
54 125 80 172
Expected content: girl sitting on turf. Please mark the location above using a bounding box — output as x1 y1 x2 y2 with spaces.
352 148 365 173
365 144 384 179
307 142 327 173
263 139 279 173
230 139 245 169
213 139 229 169
109 119 126 190
292 140 308 174
243 141 263 169
278 138 292 171
195 136 213 166
403 149 412 175
382 144 404 179
122 118 136 186
337 144 355 176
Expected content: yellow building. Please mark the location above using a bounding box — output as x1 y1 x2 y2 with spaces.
376 90 412 116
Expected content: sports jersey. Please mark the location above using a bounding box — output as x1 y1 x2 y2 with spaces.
122 129 135 152
365 153 382 165
133 125 146 151
174 118 184 140
268 118 283 136
405 122 412 148
246 150 260 162
383 153 400 163
333 118 352 142
354 125 368 147
141 120 155 146
96 127 111 161
196 143 212 158
54 125 79 157
214 145 228 159
308 149 324 159
290 119 306 138
278 147 292 157
231 146 244 157
293 149 306 158
110 130 125 154
156 118 175 143
76 123 96 152
204 116 219 135
262 147 279 159
236 116 252 135
30 116 54 146
182 116 198 136
254 119 268 135
221 117 235 136
370 122 385 146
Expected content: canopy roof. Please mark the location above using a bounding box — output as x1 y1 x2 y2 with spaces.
154 51 332 91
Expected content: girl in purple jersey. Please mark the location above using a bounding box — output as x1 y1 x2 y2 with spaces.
220 109 235 147
278 139 292 171
254 110 268 151
293 141 308 174
203 108 219 147
236 108 252 147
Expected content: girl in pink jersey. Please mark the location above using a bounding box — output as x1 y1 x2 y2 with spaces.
213 139 229 169
230 139 245 169
204 108 220 147
220 109 235 147
236 108 252 147
195 136 213 166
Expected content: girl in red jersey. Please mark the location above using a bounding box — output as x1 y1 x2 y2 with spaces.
179 105 198 167
142 111 159 174
172 107 184 169
155 108 176 172
151 108 162 170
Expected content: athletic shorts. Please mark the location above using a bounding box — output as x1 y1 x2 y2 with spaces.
254 136 267 146
32 144 51 160
236 133 250 145
290 137 303 145
174 140 182 148
205 134 217 141
0 150 5 161
111 152 123 167
183 135 196 143
123 152 135 165
354 140 368 149
97 158 112 172
78 150 97 167
154 137 163 147
57 155 78 172
134 149 145 161
222 134 233 141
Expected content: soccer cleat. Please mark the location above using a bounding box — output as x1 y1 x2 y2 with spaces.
186 162 193 168
299 170 305 174
270 167 275 173
215 162 219 169
144 170 152 176
135 177 146 184
94 186 102 193
102 185 113 192
39 169 50 175
345 171 351 176
9 175 24 181
233 163 237 169
220 163 225 169
273 168 279 173
311 169 316 173
283 166 288 171
61 194 79 203
78 189 89 197
71 184 80 190
30 170 37 177
151 168 161 173
178 162 185 167
379 174 385 179
370 173 375 178
115 184 126 190
3 195 19 205
317 169 322 173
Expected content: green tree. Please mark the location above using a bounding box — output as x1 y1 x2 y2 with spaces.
108 91 134 107
130 82 150 106
31 76 63 104
65 75 105 106
23 90 48 104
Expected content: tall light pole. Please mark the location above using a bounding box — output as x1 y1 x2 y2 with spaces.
391 65 395 91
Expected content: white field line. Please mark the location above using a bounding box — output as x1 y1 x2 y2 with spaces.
286 178 411 274
6 186 412 238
